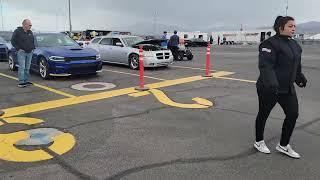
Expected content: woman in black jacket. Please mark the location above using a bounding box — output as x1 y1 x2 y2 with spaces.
253 16 307 159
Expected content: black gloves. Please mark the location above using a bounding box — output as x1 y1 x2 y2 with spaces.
296 75 307 88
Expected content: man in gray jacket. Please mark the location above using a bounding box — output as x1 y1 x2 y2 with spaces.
168 30 180 60
11 19 35 88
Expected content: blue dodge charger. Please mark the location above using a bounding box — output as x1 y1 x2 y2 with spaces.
8 33 102 79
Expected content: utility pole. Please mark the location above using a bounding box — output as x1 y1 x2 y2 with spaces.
68 0 72 36
153 10 157 35
286 0 289 16
1 0 4 31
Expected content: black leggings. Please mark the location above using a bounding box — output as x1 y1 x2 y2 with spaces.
255 91 299 146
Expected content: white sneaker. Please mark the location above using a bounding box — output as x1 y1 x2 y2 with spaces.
254 140 271 154
276 144 301 159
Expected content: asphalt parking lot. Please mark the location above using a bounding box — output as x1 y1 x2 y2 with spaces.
0 45 320 180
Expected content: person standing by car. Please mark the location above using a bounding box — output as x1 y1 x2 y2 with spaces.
254 16 307 159
168 30 180 60
161 31 169 49
11 19 35 88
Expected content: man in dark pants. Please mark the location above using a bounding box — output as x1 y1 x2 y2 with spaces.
11 19 35 88
254 16 307 159
168 30 180 60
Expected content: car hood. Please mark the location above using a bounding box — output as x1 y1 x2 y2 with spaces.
133 39 165 46
39 46 98 57
132 39 166 51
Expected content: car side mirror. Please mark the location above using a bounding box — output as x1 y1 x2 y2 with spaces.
78 42 83 46
115 42 123 47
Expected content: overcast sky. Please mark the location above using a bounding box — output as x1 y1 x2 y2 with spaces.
2 0 319 33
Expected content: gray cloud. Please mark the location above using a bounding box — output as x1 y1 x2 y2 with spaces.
3 0 320 33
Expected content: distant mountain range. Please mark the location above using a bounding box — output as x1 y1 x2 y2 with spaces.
296 21 320 34
115 22 190 36
120 21 320 35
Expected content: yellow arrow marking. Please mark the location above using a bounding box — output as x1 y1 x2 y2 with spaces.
0 71 234 118
149 89 213 109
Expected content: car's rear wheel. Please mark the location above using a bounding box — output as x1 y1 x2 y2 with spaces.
177 51 184 61
39 58 50 79
129 54 139 70
186 50 193 60
8 54 17 71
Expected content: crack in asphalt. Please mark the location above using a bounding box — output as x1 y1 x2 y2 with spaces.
65 106 169 130
43 147 95 180
104 150 257 180
302 129 320 136
103 117 320 180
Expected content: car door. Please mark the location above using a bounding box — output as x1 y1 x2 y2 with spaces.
111 38 128 64
30 48 39 71
87 37 101 51
98 38 113 62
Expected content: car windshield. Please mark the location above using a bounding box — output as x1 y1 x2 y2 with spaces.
0 32 13 42
122 36 144 47
36 34 79 47
0 37 6 43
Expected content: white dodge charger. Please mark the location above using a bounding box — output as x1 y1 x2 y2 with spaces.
87 35 173 69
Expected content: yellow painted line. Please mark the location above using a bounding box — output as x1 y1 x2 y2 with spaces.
171 65 216 72
215 76 256 83
102 69 166 81
49 133 76 155
0 117 76 162
0 71 233 118
3 117 44 125
128 91 151 97
0 131 53 162
32 84 76 98
0 72 18 80
0 87 138 118
149 89 213 108
0 73 76 98
146 71 234 89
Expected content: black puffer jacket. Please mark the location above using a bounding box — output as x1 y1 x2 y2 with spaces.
257 34 307 94
11 27 35 53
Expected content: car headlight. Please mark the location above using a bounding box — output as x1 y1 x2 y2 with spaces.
49 56 65 62
96 54 101 60
143 52 154 57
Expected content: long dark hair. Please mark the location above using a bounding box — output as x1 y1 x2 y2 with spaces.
273 16 295 34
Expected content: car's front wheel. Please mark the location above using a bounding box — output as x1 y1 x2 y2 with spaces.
8 54 17 71
39 58 50 79
129 54 139 70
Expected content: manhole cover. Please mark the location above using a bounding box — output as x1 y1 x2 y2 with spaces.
15 128 63 146
71 82 116 91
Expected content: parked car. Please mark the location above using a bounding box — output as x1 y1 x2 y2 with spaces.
135 38 193 61
185 38 208 47
0 37 9 61
0 31 14 61
87 35 173 69
8 33 102 79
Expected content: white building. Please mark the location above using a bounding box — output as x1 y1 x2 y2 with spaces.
211 29 276 45
167 31 209 41
306 33 320 40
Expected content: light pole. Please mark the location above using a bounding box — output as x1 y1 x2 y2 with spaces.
1 0 4 31
285 0 289 16
68 0 72 36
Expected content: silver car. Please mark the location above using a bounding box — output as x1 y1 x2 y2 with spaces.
87 35 173 69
